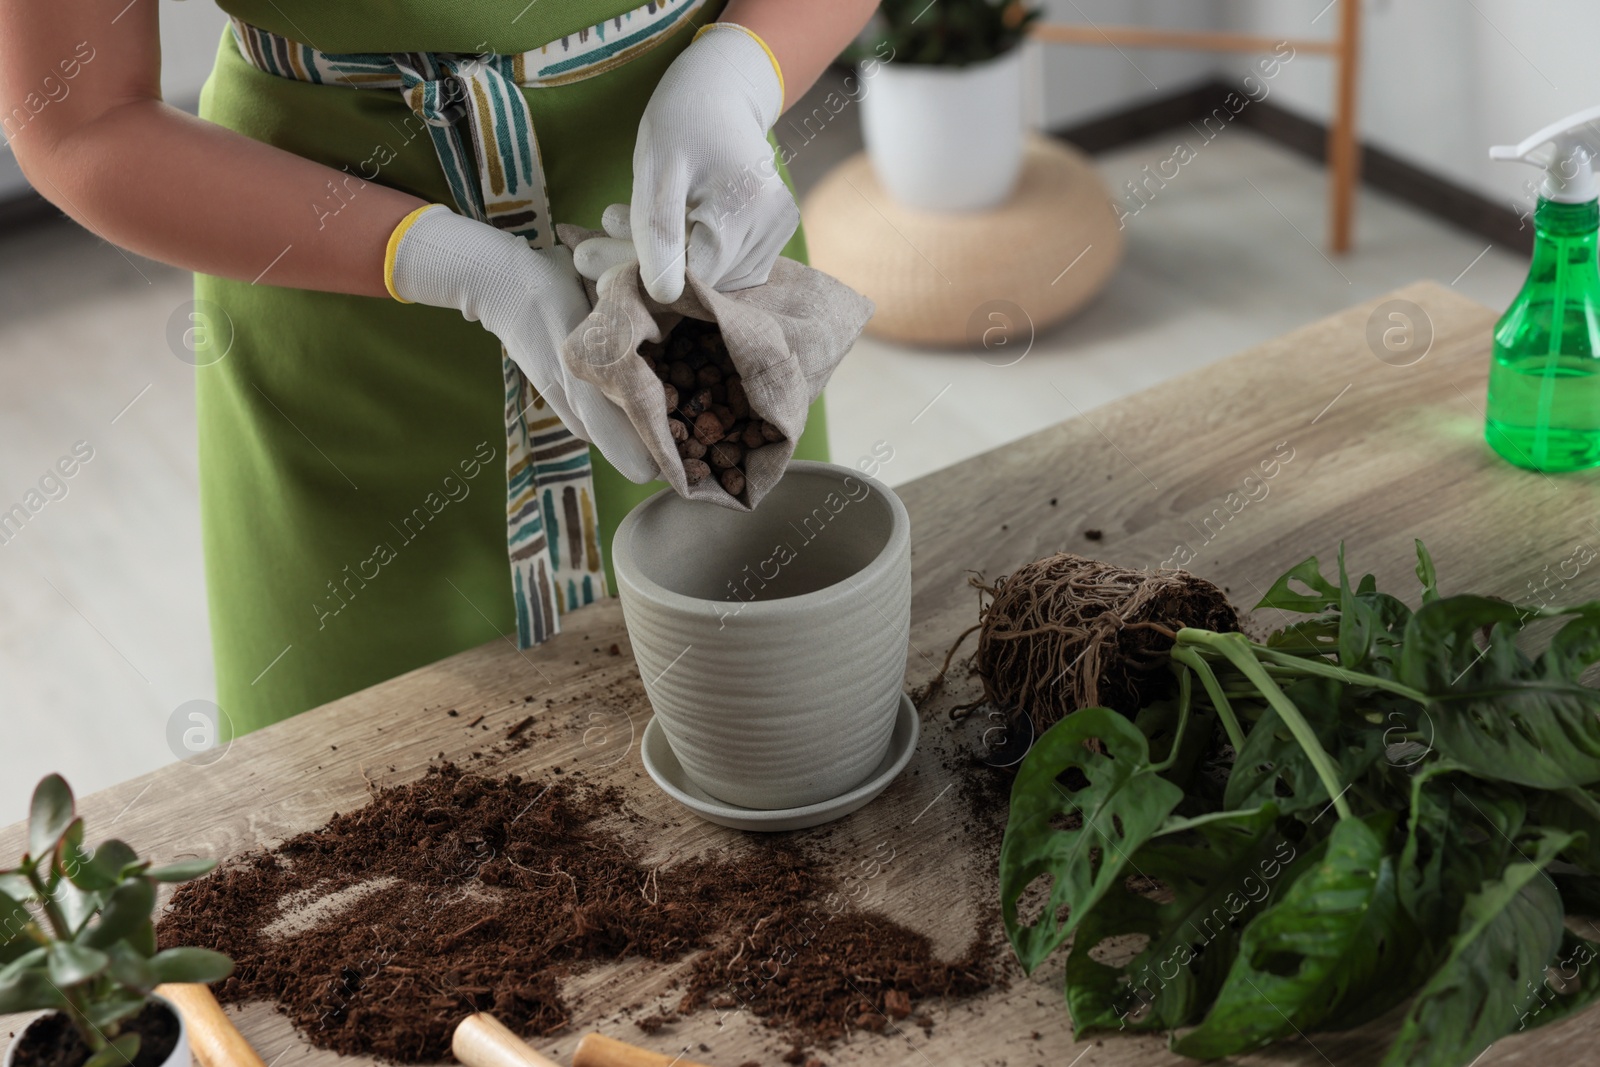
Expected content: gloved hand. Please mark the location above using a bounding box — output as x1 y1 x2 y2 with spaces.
573 204 645 296
388 205 659 483
631 22 798 304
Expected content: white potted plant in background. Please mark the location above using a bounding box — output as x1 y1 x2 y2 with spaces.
0 775 232 1067
858 0 1041 211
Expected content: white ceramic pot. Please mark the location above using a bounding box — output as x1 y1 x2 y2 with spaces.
614 461 912 810
5 996 190 1067
860 47 1026 212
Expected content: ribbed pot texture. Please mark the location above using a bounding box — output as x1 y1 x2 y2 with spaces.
614 461 912 810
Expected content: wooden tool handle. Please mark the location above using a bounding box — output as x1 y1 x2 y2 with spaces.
573 1033 712 1067
154 984 267 1067
452 1013 562 1067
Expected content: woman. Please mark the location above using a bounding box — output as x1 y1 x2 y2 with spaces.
1 0 877 733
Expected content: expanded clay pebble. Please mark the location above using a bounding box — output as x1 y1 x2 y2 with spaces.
693 412 723 445
644 317 787 500
709 441 743 470
681 388 711 420
727 378 750 419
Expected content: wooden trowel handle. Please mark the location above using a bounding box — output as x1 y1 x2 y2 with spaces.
452 1013 563 1067
573 1033 712 1067
154 984 267 1067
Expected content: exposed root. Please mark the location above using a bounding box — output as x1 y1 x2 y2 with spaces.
952 554 1238 733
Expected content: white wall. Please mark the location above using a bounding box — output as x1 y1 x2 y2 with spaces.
0 0 229 199
1218 0 1600 213
1035 0 1600 218
1031 0 1225 130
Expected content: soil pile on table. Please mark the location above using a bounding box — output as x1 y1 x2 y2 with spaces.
156 764 995 1062
680 910 994 1048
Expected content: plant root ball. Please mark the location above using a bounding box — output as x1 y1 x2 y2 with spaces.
971 553 1238 732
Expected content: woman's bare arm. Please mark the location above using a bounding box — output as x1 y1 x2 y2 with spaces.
721 0 880 110
2 0 875 297
0 0 422 297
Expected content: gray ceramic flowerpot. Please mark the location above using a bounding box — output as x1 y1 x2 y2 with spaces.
614 461 912 810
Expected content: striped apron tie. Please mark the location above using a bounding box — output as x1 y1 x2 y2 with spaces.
228 0 712 647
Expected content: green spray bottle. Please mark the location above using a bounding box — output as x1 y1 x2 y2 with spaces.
1487 107 1600 472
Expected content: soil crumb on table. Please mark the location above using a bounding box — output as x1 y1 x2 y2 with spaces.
157 764 996 1062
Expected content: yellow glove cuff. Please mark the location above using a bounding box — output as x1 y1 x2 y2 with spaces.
384 204 437 303
695 21 785 107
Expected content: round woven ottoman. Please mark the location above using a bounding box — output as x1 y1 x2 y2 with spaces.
801 136 1124 347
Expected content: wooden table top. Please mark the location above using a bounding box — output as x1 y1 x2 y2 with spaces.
8 281 1597 1067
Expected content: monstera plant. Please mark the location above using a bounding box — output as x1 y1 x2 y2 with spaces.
0 774 232 1067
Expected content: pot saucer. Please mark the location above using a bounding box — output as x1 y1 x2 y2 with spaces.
640 694 919 832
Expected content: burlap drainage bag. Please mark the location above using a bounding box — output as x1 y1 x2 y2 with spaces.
557 220 874 510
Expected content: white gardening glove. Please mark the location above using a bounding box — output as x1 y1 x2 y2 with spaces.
574 204 645 298
389 205 659 483
632 23 798 303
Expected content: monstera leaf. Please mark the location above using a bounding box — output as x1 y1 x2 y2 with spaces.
1403 596 1600 788
1063 805 1295 1034
1383 832 1574 1067
1000 707 1184 973
1172 816 1422 1057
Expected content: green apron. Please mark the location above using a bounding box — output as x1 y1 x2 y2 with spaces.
196 0 827 735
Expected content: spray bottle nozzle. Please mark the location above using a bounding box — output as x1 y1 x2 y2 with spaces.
1492 103 1600 204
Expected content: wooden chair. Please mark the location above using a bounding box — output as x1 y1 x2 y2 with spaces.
1032 3 1363 253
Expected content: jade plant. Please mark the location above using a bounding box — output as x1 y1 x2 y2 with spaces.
1000 543 1600 1067
860 0 1040 67
0 775 232 1067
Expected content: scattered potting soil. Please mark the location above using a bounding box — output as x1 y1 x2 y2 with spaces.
679 908 995 1048
157 764 995 1063
11 1000 179 1067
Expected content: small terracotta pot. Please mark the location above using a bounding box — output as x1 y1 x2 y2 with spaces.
4 995 189 1067
614 461 912 810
